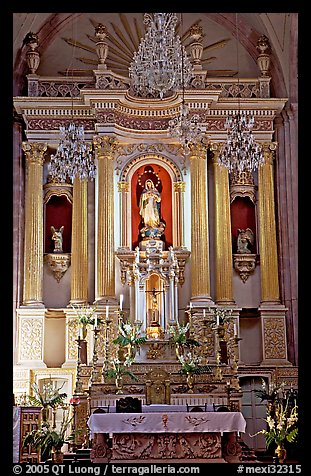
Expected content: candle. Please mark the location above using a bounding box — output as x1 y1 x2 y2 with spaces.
216 315 219 326
79 328 83 339
203 309 206 318
120 294 123 311
190 302 193 309
234 322 237 336
106 305 109 319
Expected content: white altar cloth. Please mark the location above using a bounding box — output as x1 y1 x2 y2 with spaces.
88 411 246 435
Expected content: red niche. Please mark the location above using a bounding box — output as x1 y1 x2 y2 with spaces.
231 197 257 254
45 195 72 253
131 164 172 250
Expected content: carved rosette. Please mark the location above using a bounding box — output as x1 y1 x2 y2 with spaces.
263 317 287 360
44 253 71 282
19 318 43 361
233 254 256 283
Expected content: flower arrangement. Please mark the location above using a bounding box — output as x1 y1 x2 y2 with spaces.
254 378 286 403
113 321 147 363
28 380 67 423
177 351 212 375
168 321 200 347
207 307 234 326
104 357 138 385
251 397 298 448
71 304 97 339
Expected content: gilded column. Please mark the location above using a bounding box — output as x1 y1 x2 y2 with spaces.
93 136 117 302
210 143 235 304
118 181 130 248
70 178 88 304
258 142 280 303
22 142 47 306
189 142 212 301
173 181 186 248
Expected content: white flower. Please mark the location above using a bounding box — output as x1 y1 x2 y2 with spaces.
123 324 132 333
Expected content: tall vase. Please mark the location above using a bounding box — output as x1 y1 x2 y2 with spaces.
115 375 124 394
186 372 195 393
275 443 287 464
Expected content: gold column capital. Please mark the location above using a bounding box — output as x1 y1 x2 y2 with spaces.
209 142 224 158
173 181 186 192
93 135 117 158
118 181 129 192
262 142 278 164
22 141 47 165
188 142 207 160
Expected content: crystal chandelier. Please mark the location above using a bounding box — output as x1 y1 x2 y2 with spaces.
218 112 264 173
129 13 193 99
49 122 96 182
168 102 205 153
218 13 264 173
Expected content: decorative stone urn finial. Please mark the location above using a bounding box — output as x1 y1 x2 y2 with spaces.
256 34 271 77
189 24 204 69
24 32 40 74
95 23 108 67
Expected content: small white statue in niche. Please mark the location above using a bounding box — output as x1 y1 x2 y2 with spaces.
51 225 64 253
237 228 254 254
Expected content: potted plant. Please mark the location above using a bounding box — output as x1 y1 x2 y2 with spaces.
23 408 73 463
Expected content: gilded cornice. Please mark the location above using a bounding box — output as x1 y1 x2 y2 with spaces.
93 135 117 158
22 141 47 165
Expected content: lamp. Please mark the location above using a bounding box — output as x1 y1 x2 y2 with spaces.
168 14 205 153
49 18 96 183
218 14 264 173
129 13 193 99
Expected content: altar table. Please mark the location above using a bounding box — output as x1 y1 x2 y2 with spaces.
88 411 246 463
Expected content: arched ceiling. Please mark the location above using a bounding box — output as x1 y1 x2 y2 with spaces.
13 13 294 97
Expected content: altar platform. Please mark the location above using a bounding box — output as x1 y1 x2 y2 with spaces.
88 411 246 463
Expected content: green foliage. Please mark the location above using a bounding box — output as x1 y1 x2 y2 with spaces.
28 381 67 410
104 358 138 381
179 364 212 375
23 410 73 453
113 321 147 347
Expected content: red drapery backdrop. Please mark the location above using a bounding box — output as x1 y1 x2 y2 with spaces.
131 164 172 250
230 197 257 254
45 195 72 253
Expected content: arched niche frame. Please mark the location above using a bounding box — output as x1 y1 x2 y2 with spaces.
119 154 185 251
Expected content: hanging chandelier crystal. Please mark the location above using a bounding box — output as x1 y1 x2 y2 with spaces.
129 13 193 99
218 112 264 173
49 122 96 182
168 102 205 153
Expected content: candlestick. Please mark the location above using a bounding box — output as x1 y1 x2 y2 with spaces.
120 294 123 311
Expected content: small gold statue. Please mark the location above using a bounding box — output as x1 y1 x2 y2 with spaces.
51 225 64 253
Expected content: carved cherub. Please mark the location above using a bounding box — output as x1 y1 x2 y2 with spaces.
237 228 254 254
51 225 64 253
